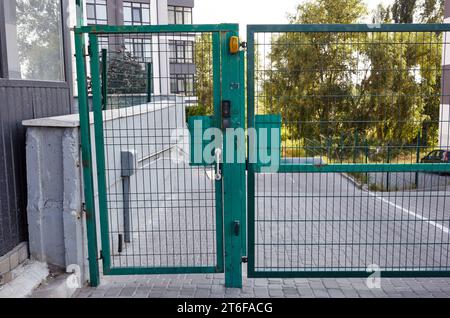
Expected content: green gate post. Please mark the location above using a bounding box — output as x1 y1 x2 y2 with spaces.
415 131 421 188
89 34 112 275
101 49 108 111
221 29 245 288
239 50 247 258
74 0 100 287
147 62 153 103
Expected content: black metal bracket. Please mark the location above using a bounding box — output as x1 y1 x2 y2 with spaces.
233 220 240 236
222 100 231 129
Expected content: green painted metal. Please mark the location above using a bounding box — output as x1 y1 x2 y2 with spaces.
101 49 107 111
246 24 450 279
247 23 450 34
188 116 214 166
75 0 84 28
221 30 245 288
246 26 257 280
248 270 450 279
88 34 112 275
75 31 100 287
78 26 228 277
254 114 281 169
239 50 247 257
75 24 239 34
272 163 450 174
146 62 153 103
213 32 224 272
109 267 222 276
415 132 421 188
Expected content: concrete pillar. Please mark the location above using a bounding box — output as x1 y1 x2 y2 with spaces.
24 125 89 283
23 97 185 285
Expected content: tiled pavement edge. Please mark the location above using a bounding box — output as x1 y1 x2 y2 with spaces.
74 269 450 298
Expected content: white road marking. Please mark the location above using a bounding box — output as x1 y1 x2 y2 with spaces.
368 191 450 235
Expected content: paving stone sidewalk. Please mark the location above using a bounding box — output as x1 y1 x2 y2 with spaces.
74 269 450 298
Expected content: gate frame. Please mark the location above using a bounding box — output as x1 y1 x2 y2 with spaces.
74 24 245 287
246 23 450 279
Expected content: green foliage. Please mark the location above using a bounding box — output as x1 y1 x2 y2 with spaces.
194 34 214 115
262 0 443 160
392 0 417 23
15 0 64 80
186 104 210 122
107 48 147 95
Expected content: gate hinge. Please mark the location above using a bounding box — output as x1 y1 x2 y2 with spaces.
240 41 248 51
87 45 92 56
81 203 87 216
242 256 248 264
99 250 104 260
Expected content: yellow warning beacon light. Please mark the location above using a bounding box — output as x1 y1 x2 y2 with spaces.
229 36 240 54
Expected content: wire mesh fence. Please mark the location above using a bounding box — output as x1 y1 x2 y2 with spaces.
249 26 450 275
91 31 220 270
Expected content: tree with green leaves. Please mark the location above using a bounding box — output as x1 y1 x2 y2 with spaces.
15 0 64 80
263 0 367 153
192 33 214 116
391 0 417 23
107 47 147 95
262 0 444 160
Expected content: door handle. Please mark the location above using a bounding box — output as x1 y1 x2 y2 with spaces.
215 148 222 181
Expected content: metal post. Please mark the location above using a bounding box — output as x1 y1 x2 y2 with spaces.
386 143 391 191
89 34 112 274
101 49 108 111
239 50 247 258
74 0 101 287
75 31 100 286
147 62 153 103
353 129 358 164
221 29 244 288
121 151 136 244
75 0 84 28
416 131 421 188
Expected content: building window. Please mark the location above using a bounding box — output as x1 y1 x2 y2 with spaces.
86 0 107 25
124 38 152 63
168 6 192 25
170 74 194 96
169 40 193 64
123 2 150 25
4 0 65 81
98 36 109 51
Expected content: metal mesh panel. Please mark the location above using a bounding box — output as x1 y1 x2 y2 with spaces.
93 31 219 270
250 28 450 274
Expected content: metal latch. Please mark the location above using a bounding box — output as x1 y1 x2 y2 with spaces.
222 100 231 129
233 220 240 236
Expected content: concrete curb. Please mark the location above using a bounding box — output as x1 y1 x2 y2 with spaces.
0 260 48 298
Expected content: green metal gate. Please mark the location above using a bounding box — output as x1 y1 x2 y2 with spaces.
75 24 245 287
76 22 450 288
247 24 450 278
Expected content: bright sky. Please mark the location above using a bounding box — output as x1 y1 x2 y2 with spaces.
194 0 395 35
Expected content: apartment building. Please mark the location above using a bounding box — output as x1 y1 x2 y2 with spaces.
70 0 196 103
